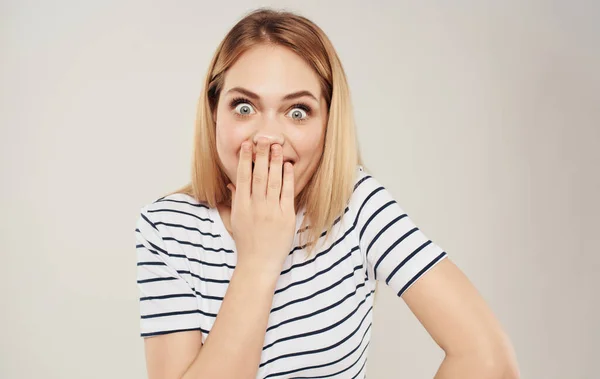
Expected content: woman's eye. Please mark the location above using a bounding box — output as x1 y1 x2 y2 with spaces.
288 108 308 120
234 103 255 115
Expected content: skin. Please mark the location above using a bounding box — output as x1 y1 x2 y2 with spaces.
144 44 520 378
213 44 328 234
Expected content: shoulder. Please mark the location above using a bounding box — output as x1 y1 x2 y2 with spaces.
140 193 211 222
346 165 414 241
135 193 227 264
352 165 375 192
136 193 214 240
348 165 395 211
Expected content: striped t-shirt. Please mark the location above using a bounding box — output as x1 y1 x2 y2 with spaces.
135 165 447 378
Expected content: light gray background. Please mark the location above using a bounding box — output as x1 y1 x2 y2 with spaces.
1 1 598 378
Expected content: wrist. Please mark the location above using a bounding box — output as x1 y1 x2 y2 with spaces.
234 260 281 286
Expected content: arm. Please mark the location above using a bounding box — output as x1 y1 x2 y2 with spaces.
144 263 279 379
402 258 520 379
142 138 296 379
350 167 519 378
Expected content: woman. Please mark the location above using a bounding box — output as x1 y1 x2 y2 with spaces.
135 8 520 379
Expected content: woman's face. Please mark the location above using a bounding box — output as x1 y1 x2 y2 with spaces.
214 44 328 199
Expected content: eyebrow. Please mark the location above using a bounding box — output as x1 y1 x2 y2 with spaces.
224 87 319 103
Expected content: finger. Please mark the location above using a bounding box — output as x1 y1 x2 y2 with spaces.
236 141 252 202
280 162 295 212
227 183 236 209
266 144 283 203
252 137 270 201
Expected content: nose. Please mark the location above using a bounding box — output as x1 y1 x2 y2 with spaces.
252 132 285 146
251 120 285 146
251 133 284 162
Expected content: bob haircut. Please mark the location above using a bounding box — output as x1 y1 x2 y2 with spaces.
169 7 364 257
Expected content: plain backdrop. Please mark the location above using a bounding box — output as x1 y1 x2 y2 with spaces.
1 1 599 378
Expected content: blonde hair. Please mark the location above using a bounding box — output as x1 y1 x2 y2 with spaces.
168 7 364 258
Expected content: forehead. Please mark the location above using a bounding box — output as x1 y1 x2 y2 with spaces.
222 45 321 96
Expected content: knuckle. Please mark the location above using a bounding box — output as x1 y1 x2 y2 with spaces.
257 143 269 153
253 173 266 182
239 171 251 182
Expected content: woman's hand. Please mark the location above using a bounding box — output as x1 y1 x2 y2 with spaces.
227 137 297 276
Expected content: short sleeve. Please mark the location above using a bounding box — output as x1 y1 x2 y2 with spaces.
135 206 202 337
351 167 448 297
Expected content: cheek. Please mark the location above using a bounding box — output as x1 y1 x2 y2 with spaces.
216 121 244 166
216 117 258 186
295 128 325 163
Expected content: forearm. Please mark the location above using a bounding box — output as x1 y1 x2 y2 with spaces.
434 352 520 379
182 263 279 379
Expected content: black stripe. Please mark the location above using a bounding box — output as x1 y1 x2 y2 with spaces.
296 338 370 379
137 261 167 267
177 270 230 284
147 208 214 223
140 293 196 301
260 305 373 367
271 264 363 313
365 215 408 261
141 326 208 337
194 289 224 301
141 212 159 231
353 174 371 191
155 198 209 208
295 207 349 235
137 243 186 259
266 281 368 333
275 246 358 295
385 239 431 284
185 257 235 270
137 241 236 270
263 289 374 350
163 236 234 254
265 324 372 378
137 277 177 284
282 223 357 275
144 238 169 256
350 348 369 379
154 221 220 238
141 308 216 319
139 287 223 304
355 187 384 227
359 200 396 239
333 207 351 226
186 258 235 270
373 227 419 280
397 251 447 297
